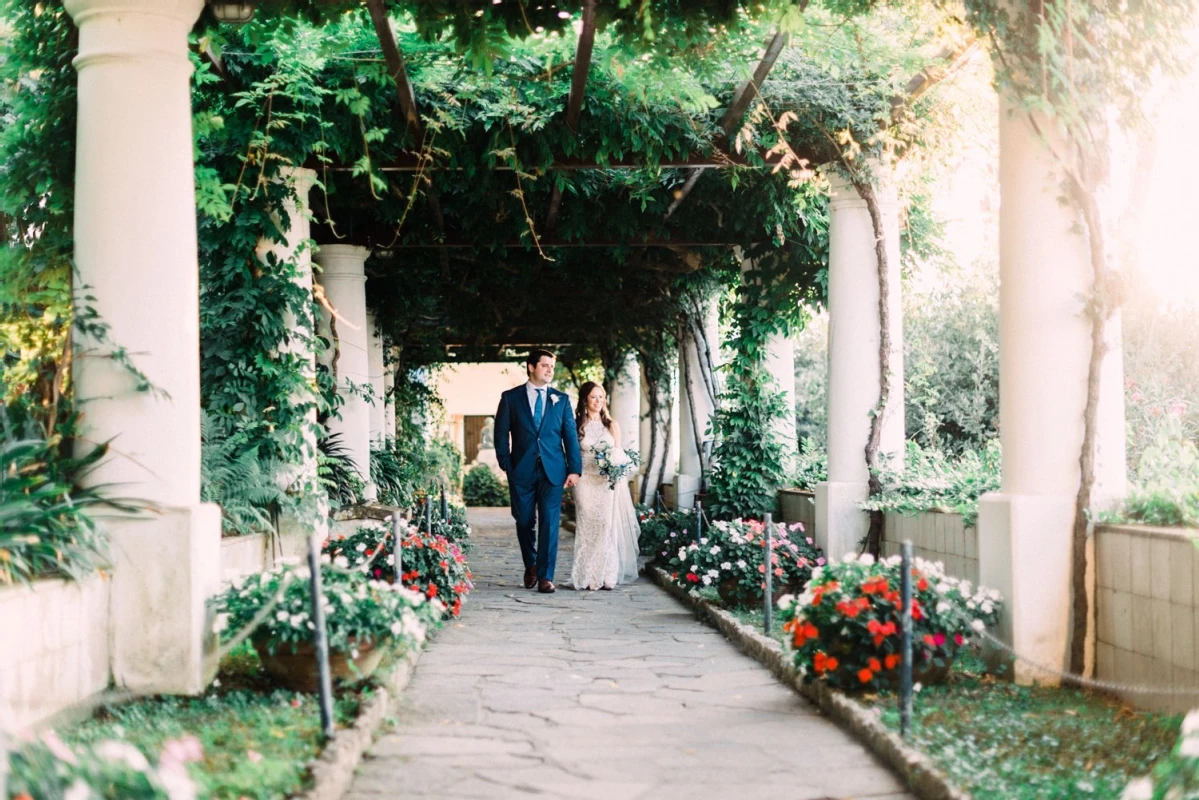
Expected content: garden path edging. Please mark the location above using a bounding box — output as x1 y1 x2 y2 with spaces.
646 566 970 800
299 643 423 800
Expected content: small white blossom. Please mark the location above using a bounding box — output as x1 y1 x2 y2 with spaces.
1183 709 1199 736
936 602 950 614
701 576 712 586
1121 777 1154 800
690 564 698 572
912 682 923 694
859 554 875 566
709 546 721 556
737 560 748 570
981 602 994 615
971 619 985 632
334 556 349 569
842 553 858 564
721 562 733 571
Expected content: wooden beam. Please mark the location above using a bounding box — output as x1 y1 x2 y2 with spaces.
374 238 760 249
546 0 599 237
365 0 447 236
666 29 789 219
316 152 765 173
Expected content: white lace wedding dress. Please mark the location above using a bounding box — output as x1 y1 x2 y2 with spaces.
571 419 641 590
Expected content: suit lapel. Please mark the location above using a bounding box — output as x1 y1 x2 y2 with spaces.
514 386 535 431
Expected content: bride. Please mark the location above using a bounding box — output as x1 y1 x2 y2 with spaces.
570 381 640 591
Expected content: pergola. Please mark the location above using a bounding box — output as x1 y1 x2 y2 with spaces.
62 0 1126 695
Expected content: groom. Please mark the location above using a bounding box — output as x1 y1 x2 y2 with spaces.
494 349 582 594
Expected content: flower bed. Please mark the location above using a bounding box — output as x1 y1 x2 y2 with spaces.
217 559 439 691
659 518 824 607
778 553 1001 690
5 644 364 800
635 505 698 562
322 522 473 618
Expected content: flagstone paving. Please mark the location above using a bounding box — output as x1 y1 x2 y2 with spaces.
343 508 916 800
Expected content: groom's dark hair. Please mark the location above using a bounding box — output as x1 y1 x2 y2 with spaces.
525 348 556 371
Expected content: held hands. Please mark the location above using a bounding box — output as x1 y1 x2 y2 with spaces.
564 473 580 489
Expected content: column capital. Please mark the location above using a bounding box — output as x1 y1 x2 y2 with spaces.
825 164 898 212
65 0 204 71
314 244 372 281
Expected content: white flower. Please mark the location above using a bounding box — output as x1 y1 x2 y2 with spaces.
934 583 949 595
706 569 719 579
709 546 721 556
776 593 795 609
96 740 150 772
859 554 874 566
701 576 712 586
737 560 748 570
1120 777 1154 800
721 562 733 571
936 602 950 614
387 554 396 566
678 548 688 560
64 782 91 800
390 621 404 636
967 600 977 610
971 619 985 632
842 553 858 564
320 554 331 564
356 543 367 552
334 556 349 569
981 602 993 615
912 682 923 694
689 564 698 572
1183 709 1199 736
276 611 289 622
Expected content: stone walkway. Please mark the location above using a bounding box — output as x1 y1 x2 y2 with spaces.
344 508 915 800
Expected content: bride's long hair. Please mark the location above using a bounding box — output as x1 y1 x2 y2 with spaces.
575 381 613 438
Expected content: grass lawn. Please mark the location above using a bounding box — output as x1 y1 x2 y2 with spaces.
59 644 368 800
702 587 1181 799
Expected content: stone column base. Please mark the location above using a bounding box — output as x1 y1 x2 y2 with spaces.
108 503 221 695
815 481 870 561
675 473 701 510
978 492 1075 686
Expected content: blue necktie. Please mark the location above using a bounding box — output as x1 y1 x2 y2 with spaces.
533 388 545 430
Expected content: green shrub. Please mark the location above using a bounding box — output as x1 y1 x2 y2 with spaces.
859 440 1000 528
636 506 698 560
707 359 788 521
1125 711 1199 799
318 433 365 509
201 412 302 535
1108 413 1199 528
0 412 140 585
463 464 507 507
790 438 828 491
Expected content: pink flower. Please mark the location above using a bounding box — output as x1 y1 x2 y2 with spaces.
161 734 204 765
1171 402 1188 416
1131 392 1144 403
816 557 826 566
248 749 264 763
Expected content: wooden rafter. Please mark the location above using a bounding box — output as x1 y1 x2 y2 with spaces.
545 0 598 237
376 237 762 249
665 29 790 219
319 152 770 173
365 0 447 236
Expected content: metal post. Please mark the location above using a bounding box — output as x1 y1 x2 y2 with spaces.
695 500 703 543
655 490 663 513
440 483 449 521
392 514 404 582
306 534 335 740
425 493 433 536
900 540 914 739
763 512 774 635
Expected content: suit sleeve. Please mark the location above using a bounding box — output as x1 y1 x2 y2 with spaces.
562 395 583 475
494 392 512 474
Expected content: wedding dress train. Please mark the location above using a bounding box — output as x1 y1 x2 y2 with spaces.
571 419 640 590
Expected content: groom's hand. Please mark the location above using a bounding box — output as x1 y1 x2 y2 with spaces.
564 473 580 489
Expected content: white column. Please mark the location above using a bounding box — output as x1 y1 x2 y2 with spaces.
609 351 641 457
383 349 397 442
978 99 1126 685
677 298 719 509
255 167 326 541
815 170 904 560
366 309 386 444
314 244 376 501
65 0 219 695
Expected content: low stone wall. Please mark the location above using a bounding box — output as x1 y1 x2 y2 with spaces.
219 529 313 583
1094 524 1199 713
778 488 817 540
880 511 978 585
0 575 111 732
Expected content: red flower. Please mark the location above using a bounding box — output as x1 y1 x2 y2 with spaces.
954 633 965 646
792 621 819 648
858 668 874 683
685 573 700 583
427 584 439 597
885 653 901 670
923 634 936 647
867 657 881 672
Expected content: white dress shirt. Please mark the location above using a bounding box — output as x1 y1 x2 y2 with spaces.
525 381 550 417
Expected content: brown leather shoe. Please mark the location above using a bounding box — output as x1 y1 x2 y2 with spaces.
537 579 556 594
524 566 537 589
600 585 613 591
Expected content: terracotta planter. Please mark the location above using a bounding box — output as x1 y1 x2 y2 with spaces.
253 637 386 693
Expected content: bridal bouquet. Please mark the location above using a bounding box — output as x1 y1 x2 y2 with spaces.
591 441 640 489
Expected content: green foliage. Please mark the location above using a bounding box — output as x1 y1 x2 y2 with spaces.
201 411 301 536
706 356 789 521
217 559 440 656
1109 414 1199 529
859 441 1001 529
660 518 823 607
871 664 1183 800
779 553 1002 691
635 505 698 561
1130 713 1199 800
371 434 463 512
318 433 365 509
790 438 828 491
0 413 142 585
463 464 508 507
5 733 195 800
904 267 999 454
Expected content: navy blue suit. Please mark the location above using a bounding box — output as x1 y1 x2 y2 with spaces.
494 384 582 581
